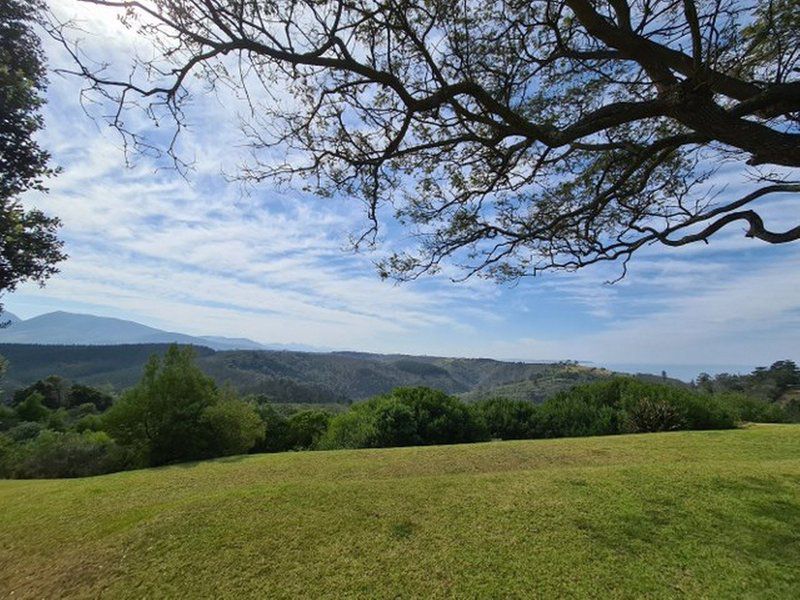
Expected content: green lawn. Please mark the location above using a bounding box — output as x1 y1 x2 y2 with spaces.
2 425 799 598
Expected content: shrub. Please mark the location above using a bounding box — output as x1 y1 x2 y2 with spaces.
320 388 485 450
10 431 135 478
714 392 788 423
0 405 18 432
318 404 378 450
391 387 485 445
622 397 686 433
469 398 538 440
67 384 114 411
74 413 104 433
534 396 621 438
7 421 45 442
202 398 265 457
15 392 49 422
252 403 293 452
286 410 331 449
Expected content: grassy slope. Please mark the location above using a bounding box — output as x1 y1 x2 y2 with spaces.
2 425 799 599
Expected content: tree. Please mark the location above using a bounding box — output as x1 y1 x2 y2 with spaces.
13 375 70 409
201 395 265 457
286 410 331 450
67 383 114 411
1 0 64 312
53 0 798 282
104 345 219 465
15 391 49 422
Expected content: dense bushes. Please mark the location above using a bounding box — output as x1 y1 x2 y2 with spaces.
319 387 485 449
1 431 133 478
318 378 786 452
0 349 793 479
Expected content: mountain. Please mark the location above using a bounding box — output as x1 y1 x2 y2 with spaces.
0 311 269 351
0 311 21 326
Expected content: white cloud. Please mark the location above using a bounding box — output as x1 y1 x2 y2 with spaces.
7 0 799 372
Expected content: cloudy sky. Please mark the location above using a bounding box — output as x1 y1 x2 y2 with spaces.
8 2 799 380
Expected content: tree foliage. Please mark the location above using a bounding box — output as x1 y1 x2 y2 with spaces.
54 0 799 281
104 345 221 465
1 0 64 310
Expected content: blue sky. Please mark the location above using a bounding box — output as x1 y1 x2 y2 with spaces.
8 2 800 380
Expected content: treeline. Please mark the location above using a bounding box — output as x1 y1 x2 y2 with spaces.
0 346 794 479
694 360 800 413
0 346 334 478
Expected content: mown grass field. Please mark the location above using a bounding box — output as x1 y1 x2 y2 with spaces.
1 425 799 598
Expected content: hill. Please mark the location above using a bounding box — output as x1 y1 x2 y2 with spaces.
0 344 601 403
1 425 798 598
0 312 20 326
0 311 273 351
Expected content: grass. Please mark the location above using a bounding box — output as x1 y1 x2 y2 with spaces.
2 424 800 598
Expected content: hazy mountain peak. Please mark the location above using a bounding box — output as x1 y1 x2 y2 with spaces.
0 310 267 351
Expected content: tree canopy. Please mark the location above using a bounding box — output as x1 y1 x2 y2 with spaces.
1 0 64 310
53 0 799 281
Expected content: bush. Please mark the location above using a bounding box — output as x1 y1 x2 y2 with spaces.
469 398 538 440
286 410 331 449
622 397 686 433
391 387 484 445
320 388 485 450
7 421 45 442
202 398 265 457
9 431 135 478
15 392 49 422
0 405 18 432
252 402 293 452
318 404 378 450
67 384 114 411
538 377 739 438
714 392 788 423
535 396 621 438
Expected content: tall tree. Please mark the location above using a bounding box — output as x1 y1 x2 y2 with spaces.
1 0 64 314
54 0 798 281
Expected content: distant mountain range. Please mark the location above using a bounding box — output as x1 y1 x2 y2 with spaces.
0 310 688 405
0 311 316 352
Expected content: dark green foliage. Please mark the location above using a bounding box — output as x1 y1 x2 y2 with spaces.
251 401 293 452
67 384 114 411
6 420 43 442
201 396 264 457
0 0 65 309
286 410 331 450
104 346 221 465
320 387 485 450
534 396 621 438
392 387 484 445
8 430 132 478
713 392 789 424
622 397 685 433
12 375 70 409
14 391 48 422
12 378 114 412
695 360 800 403
0 404 17 431
536 378 738 438
469 398 538 440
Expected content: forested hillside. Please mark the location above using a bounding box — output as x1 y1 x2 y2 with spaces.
1 344 590 403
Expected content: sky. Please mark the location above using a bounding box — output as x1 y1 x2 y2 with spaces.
7 1 800 381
